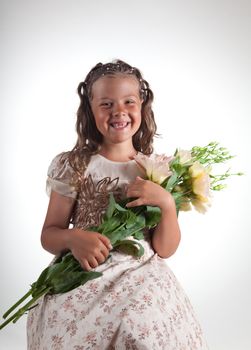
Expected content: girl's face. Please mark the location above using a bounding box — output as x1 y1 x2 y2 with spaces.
90 75 143 148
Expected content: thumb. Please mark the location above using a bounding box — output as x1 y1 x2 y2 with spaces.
136 176 145 182
98 234 113 250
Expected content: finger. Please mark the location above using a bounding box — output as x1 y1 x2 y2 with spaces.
129 176 144 185
95 251 106 264
127 176 143 189
136 176 144 181
98 242 111 259
81 259 92 272
88 257 99 269
127 186 142 197
126 198 144 208
127 178 145 194
99 246 110 259
98 234 113 250
126 190 140 198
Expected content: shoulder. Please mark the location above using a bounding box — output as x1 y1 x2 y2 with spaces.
46 151 78 198
47 149 94 180
47 151 72 178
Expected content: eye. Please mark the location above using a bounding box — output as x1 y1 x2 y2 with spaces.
100 102 112 108
125 99 135 105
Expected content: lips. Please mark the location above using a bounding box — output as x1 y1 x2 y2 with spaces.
110 121 130 129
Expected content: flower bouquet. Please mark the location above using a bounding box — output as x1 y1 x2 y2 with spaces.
0 142 242 329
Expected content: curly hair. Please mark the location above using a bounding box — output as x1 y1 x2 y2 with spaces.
68 59 157 183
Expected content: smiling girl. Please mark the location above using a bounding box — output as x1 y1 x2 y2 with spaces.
27 60 208 349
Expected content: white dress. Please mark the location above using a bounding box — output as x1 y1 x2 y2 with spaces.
27 153 209 350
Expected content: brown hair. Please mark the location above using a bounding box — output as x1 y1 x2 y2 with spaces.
68 59 157 182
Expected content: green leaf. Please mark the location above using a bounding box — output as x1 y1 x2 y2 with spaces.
124 211 138 228
105 227 132 244
165 173 178 192
99 216 121 235
172 191 184 205
34 266 51 290
51 271 102 294
34 253 79 294
145 206 161 227
133 213 146 228
105 193 116 219
113 239 144 257
79 271 103 286
132 230 144 240
114 202 128 212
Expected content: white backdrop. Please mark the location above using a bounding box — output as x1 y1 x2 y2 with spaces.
1 0 250 349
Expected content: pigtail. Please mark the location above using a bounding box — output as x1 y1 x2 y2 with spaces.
68 82 100 188
132 70 157 154
75 82 102 152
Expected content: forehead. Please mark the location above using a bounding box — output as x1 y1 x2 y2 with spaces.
91 75 140 99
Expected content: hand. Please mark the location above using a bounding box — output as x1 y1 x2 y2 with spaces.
126 176 175 211
68 229 112 271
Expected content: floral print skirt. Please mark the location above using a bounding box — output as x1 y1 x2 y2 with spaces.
27 241 209 350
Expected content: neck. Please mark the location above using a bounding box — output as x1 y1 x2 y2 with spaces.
99 143 137 162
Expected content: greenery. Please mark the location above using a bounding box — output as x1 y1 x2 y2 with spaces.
0 141 242 330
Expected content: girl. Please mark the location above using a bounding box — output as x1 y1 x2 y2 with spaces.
27 60 209 349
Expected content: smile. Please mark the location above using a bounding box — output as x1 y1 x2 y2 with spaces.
110 122 130 129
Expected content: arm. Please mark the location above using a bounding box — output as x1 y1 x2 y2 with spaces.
41 190 112 270
150 194 181 258
126 177 181 258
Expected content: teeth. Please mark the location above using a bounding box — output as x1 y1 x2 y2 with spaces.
111 122 128 129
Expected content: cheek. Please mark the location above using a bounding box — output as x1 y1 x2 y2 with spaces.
93 113 109 132
93 109 105 122
134 109 142 123
94 118 104 128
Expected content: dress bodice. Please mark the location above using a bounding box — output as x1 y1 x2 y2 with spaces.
46 153 143 229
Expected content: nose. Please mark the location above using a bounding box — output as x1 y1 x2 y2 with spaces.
112 103 126 117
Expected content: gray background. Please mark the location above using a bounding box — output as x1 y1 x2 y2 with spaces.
1 0 250 349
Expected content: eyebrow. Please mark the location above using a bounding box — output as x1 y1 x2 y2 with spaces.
98 95 138 100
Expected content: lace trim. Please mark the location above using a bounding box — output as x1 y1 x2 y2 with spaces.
71 175 126 229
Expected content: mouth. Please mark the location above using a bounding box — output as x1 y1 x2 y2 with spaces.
110 121 131 130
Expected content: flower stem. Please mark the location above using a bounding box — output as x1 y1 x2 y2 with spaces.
3 289 33 319
13 286 51 324
0 286 51 330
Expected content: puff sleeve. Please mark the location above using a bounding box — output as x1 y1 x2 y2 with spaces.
46 152 78 199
